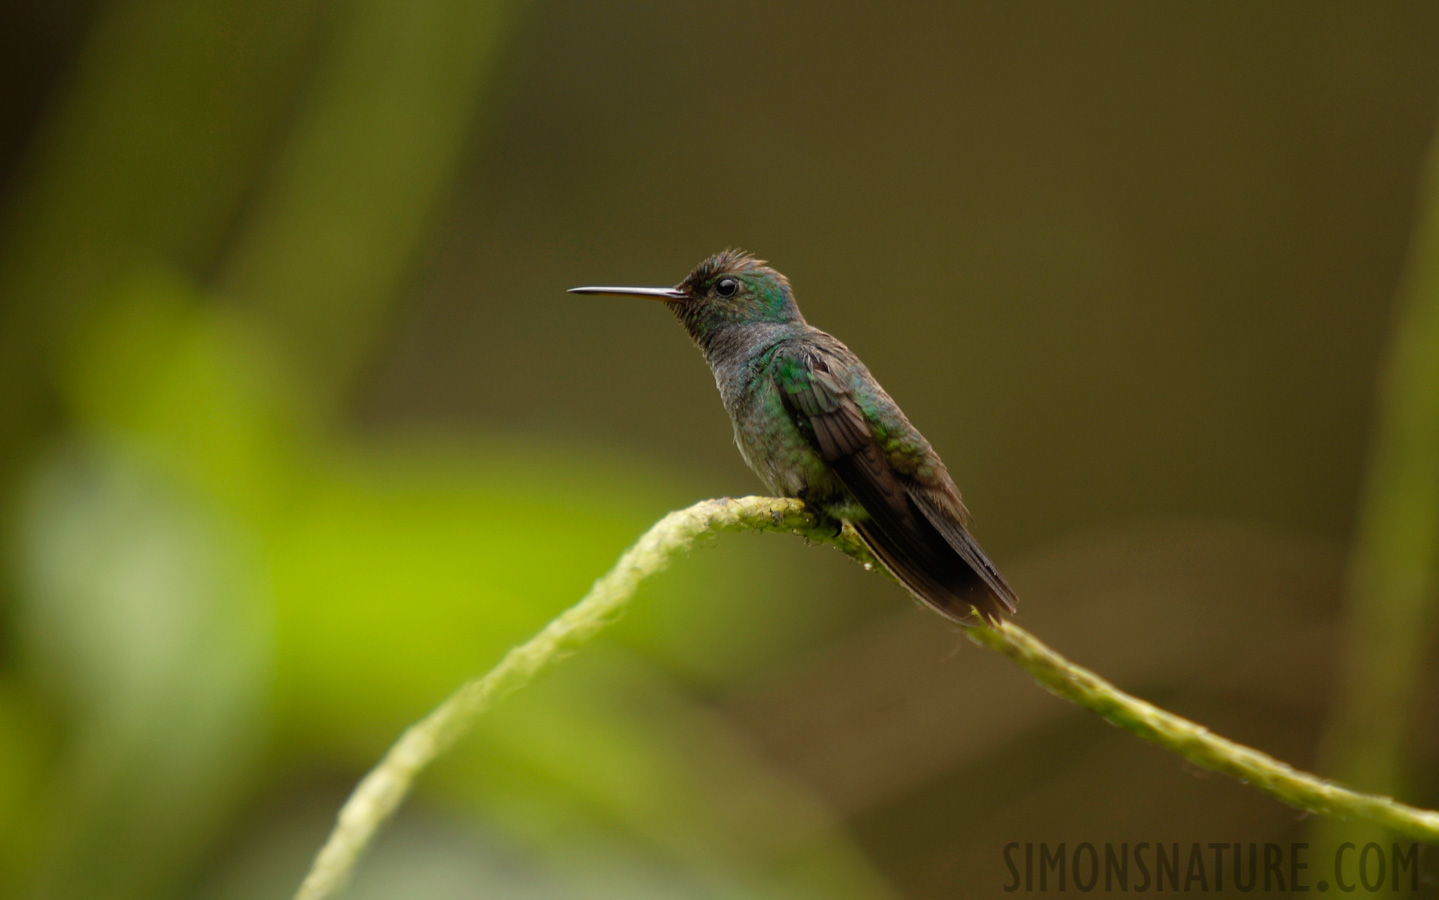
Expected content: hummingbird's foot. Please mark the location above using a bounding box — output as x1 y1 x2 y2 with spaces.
791 491 847 541
811 511 847 541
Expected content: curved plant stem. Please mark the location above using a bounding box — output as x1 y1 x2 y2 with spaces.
295 495 1439 900
293 496 816 900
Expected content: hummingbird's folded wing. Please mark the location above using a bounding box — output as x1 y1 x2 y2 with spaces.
772 343 1015 624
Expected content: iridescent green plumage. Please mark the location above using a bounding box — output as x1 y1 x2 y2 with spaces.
570 250 1017 624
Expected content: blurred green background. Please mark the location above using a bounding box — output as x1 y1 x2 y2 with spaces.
1 2 1438 898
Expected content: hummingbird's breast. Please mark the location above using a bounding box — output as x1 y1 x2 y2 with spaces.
713 338 846 504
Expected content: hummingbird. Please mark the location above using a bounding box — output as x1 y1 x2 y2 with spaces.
570 250 1017 625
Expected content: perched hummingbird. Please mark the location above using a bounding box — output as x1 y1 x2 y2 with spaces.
570 250 1017 625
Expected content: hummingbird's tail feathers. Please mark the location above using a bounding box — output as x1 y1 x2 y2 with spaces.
852 517 1013 626
909 487 1019 618
819 425 1016 625
828 439 1017 625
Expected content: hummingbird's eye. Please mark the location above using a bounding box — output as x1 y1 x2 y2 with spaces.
714 277 740 298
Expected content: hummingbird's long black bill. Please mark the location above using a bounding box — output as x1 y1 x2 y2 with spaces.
568 285 686 301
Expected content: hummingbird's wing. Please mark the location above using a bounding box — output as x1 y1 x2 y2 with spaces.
772 342 1016 624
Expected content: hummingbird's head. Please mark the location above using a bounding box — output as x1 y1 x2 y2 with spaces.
569 250 804 350
673 249 802 327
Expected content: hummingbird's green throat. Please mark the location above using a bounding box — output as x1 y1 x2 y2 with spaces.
569 250 1017 625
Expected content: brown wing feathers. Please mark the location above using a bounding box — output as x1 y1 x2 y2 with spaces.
777 346 1015 625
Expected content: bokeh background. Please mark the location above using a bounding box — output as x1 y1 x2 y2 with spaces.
2 2 1438 898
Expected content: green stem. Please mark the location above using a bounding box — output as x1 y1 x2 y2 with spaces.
1311 104 1439 843
294 496 1439 900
